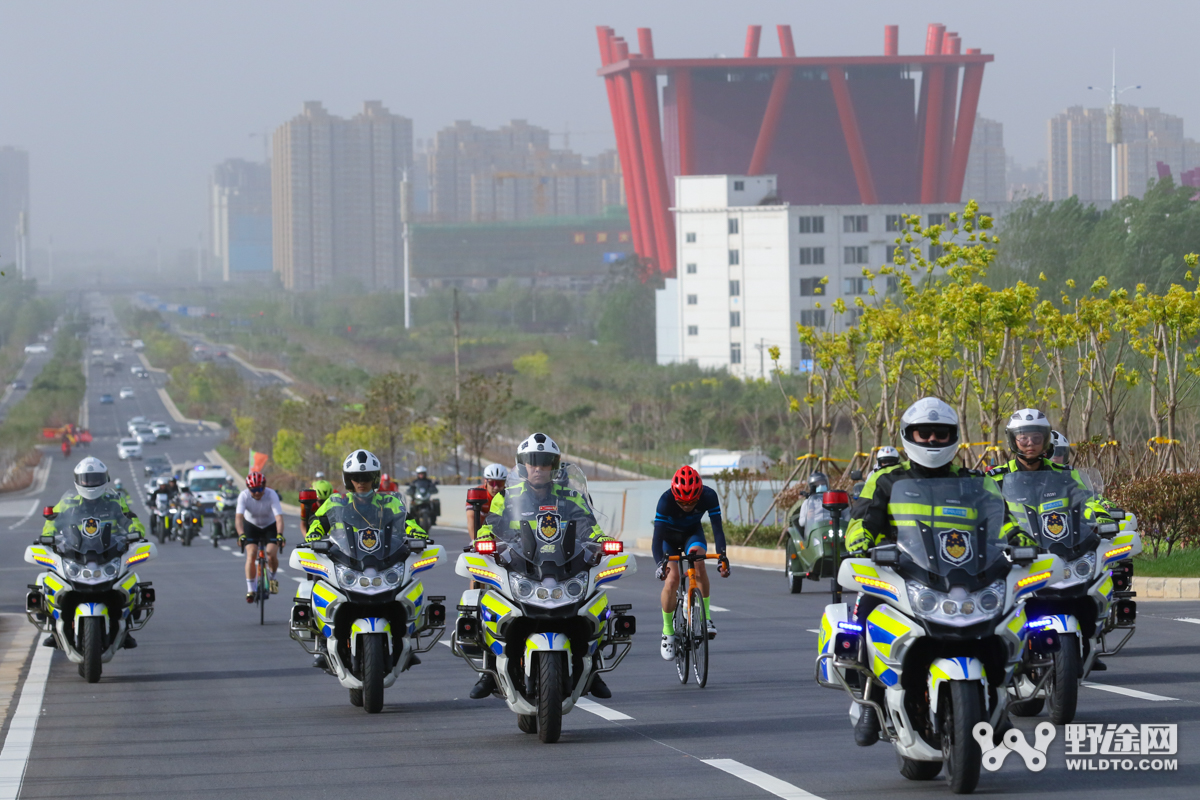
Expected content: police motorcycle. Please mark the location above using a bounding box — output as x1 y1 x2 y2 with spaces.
174 493 203 546
816 477 1064 794
211 487 238 547
288 510 446 713
999 470 1141 724
150 487 173 544
409 484 439 532
25 509 157 683
451 465 637 743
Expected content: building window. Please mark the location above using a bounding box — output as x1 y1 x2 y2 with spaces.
729 280 740 297
847 307 866 322
687 325 699 336
798 215 825 234
730 311 741 327
686 232 697 243
686 294 698 305
596 232 608 243
800 309 827 328
886 277 898 293
733 180 745 191
843 277 871 295
844 246 870 264
843 215 868 233
729 249 740 265
728 218 739 234
798 247 825 265
730 342 742 364
927 213 949 226
885 214 904 232
686 263 697 274
799 277 826 297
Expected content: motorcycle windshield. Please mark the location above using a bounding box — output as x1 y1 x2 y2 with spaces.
503 461 592 505
59 521 126 562
326 507 410 569
1000 470 1099 559
497 474 598 580
890 478 1008 592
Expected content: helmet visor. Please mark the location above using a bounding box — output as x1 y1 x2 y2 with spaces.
517 452 560 468
906 424 958 445
76 471 108 488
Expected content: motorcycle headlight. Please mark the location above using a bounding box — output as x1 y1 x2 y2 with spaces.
335 564 358 588
915 589 938 614
978 586 1002 613
510 574 535 599
1072 552 1096 580
565 578 585 598
65 561 81 577
384 569 401 586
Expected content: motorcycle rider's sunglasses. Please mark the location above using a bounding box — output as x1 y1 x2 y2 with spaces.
519 452 560 468
911 425 954 443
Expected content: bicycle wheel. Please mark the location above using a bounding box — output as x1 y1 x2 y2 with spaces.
690 588 708 688
258 556 267 625
673 587 689 684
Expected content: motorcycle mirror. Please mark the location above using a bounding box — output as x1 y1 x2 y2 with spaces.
1097 522 1119 535
38 534 55 545
1011 546 1037 564
310 540 332 554
849 469 863 481
407 537 427 552
42 506 57 520
871 545 898 566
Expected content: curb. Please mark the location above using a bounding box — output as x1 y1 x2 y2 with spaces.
634 538 784 568
1132 576 1200 601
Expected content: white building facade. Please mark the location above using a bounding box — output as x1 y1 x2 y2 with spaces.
658 175 1003 378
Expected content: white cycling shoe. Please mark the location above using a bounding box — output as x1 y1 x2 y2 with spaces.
706 618 717 639
660 634 677 660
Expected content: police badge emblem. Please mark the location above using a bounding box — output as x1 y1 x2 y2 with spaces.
1041 510 1068 541
939 529 972 565
82 517 101 537
536 510 562 542
358 527 381 552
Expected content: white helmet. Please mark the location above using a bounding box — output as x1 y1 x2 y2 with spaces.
415 465 428 475
875 446 901 469
74 456 110 501
516 432 561 470
900 397 960 469
1006 408 1052 465
342 449 382 490
483 463 508 482
1051 430 1071 462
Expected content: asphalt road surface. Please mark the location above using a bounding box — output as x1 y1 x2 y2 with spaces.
0 351 51 424
0 315 1196 798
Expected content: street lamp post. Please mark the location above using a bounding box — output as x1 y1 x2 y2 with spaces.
1088 51 1140 202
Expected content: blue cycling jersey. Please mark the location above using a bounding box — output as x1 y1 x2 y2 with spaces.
652 486 726 565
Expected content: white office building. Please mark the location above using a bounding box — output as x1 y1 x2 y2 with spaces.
657 175 1001 378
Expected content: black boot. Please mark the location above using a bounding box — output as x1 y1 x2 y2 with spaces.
588 672 612 699
409 654 421 666
42 636 57 648
122 634 138 649
470 673 496 699
854 704 880 746
1091 658 1107 671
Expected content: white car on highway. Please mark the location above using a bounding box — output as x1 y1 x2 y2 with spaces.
117 438 143 460
126 416 148 434
150 422 172 439
23 344 48 354
132 426 157 445
119 387 135 399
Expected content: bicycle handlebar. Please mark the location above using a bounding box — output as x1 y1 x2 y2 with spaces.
666 553 725 563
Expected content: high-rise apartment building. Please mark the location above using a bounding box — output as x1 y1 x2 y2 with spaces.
0 147 30 273
1048 106 1200 201
962 115 1007 204
211 159 272 281
427 120 622 223
272 101 413 291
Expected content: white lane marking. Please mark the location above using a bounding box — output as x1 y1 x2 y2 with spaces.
1175 618 1200 625
6 501 39 531
0 643 53 799
709 605 729 612
1081 681 1178 702
220 546 232 551
576 697 633 721
438 640 452 648
806 629 820 634
703 759 825 800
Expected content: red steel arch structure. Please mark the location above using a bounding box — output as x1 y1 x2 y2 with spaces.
596 23 993 277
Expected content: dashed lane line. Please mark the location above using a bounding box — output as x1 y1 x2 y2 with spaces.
576 697 633 721
220 546 232 551
710 605 729 612
704 759 826 800
1081 681 1178 702
0 642 53 800
1175 618 1200 625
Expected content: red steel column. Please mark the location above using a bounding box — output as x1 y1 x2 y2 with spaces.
596 28 648 259
748 25 796 175
945 58 987 205
675 69 695 175
828 66 878 204
884 25 898 56
615 39 659 270
634 28 676 276
937 33 961 201
744 25 762 57
919 24 946 203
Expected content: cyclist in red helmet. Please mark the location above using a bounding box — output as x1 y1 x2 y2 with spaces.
653 465 730 661
236 471 285 602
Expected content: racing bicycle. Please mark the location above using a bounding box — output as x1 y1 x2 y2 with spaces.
667 552 723 688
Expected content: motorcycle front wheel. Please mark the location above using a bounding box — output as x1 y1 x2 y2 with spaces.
941 680 984 794
537 652 564 743
80 617 104 684
362 633 387 714
1048 632 1080 725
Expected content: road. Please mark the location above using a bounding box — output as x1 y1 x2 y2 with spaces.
0 306 1196 798
0 351 52 425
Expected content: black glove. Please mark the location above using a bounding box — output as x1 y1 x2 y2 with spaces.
655 562 668 581
717 554 731 577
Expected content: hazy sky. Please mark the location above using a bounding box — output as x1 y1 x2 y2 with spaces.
2 0 1198 253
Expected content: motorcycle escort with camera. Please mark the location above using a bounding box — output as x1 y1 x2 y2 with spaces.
451 464 637 743
25 508 157 683
288 513 446 714
815 477 1064 794
999 470 1141 724
175 498 203 547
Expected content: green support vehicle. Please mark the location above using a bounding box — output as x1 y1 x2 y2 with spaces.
782 473 859 594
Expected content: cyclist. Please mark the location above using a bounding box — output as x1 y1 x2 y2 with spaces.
653 465 730 663
845 397 1025 746
236 471 285 603
472 433 617 700
312 477 335 503
466 463 508 539
379 473 400 495
43 457 146 647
